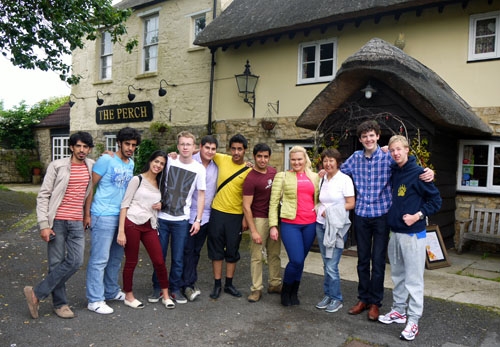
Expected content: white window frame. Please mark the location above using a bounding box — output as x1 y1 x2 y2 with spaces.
100 31 112 80
468 11 500 61
297 38 337 84
142 14 159 73
105 135 117 152
456 140 500 194
283 143 314 171
186 9 210 47
52 136 70 161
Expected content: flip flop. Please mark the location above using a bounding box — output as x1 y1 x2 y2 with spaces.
162 298 175 309
124 299 144 309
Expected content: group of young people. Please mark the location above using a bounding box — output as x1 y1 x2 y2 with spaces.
24 120 441 342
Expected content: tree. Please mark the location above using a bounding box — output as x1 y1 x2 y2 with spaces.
0 97 68 149
0 0 136 85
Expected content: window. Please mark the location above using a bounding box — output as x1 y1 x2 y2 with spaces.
100 31 112 80
52 137 70 161
283 143 314 171
105 135 117 152
143 15 159 72
468 11 500 61
457 140 500 193
298 38 337 84
186 9 210 47
194 14 206 38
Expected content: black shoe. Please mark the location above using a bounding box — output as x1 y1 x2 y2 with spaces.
224 285 242 297
210 285 221 299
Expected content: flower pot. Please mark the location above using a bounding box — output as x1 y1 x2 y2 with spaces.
261 120 276 131
32 168 41 176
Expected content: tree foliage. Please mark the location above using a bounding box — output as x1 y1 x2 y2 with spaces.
0 0 136 85
0 97 68 149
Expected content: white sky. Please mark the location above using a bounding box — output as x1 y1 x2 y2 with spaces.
0 55 72 110
0 0 122 110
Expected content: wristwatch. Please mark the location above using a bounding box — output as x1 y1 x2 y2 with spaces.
417 211 425 220
195 219 202 223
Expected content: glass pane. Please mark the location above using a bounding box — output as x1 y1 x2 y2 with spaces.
475 36 496 54
320 43 333 60
461 144 489 187
476 18 496 36
302 62 315 79
194 16 206 37
101 32 112 55
494 147 500 165
319 60 333 77
302 46 316 63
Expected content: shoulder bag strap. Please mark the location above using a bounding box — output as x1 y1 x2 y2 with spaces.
217 166 250 193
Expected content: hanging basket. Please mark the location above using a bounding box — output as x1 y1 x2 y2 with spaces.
261 120 277 130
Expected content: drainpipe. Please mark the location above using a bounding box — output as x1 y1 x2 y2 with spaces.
207 0 218 135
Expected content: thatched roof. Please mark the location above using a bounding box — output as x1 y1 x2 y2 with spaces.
296 38 492 136
195 0 464 48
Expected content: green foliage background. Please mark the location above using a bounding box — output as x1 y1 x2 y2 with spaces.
0 96 68 149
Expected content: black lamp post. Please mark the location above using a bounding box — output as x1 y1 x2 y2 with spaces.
235 60 259 118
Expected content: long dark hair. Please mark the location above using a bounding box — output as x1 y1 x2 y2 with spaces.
141 150 168 186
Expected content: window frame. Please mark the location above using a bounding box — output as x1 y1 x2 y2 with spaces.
142 14 159 73
456 139 500 194
297 38 337 85
52 136 70 161
100 31 113 80
105 135 117 152
468 11 500 61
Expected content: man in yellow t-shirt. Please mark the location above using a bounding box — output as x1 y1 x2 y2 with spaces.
207 134 251 299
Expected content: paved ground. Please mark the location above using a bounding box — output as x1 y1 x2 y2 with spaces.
0 187 499 347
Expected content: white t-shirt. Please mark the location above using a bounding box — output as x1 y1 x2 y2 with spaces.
316 170 354 225
158 157 206 221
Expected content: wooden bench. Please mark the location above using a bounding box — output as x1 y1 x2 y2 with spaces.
457 204 500 253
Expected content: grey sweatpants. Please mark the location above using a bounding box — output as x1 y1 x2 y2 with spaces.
387 231 427 324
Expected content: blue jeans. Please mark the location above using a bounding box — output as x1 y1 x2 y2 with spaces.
354 214 389 307
280 222 316 284
86 215 124 303
182 222 208 289
316 223 347 302
34 220 85 308
153 218 189 292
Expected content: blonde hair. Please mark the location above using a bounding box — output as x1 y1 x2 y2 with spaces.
177 131 196 144
388 135 409 149
289 146 312 172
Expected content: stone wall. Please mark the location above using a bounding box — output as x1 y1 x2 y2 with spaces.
0 149 40 183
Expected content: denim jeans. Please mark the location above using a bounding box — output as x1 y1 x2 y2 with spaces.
153 218 189 292
280 222 316 284
182 222 208 289
354 214 389 306
316 223 347 302
86 215 124 303
34 220 85 308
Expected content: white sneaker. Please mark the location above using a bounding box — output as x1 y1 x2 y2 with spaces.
400 322 419 341
87 301 113 314
111 291 126 301
378 309 407 324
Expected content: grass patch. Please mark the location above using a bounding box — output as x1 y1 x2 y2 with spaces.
13 210 38 233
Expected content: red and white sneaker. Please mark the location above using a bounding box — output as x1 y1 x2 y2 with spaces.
378 309 407 324
400 322 419 341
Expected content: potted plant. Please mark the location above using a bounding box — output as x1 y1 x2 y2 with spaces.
150 121 171 134
30 161 43 176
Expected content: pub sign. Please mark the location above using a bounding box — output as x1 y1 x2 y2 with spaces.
96 101 153 124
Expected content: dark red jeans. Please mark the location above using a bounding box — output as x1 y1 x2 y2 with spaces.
123 218 169 293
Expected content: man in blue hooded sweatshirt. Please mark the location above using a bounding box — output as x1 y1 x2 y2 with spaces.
378 135 442 341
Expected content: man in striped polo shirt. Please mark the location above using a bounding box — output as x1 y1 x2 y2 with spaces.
24 131 95 319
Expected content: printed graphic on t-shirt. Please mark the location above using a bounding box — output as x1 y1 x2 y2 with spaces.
164 166 196 216
112 166 133 189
